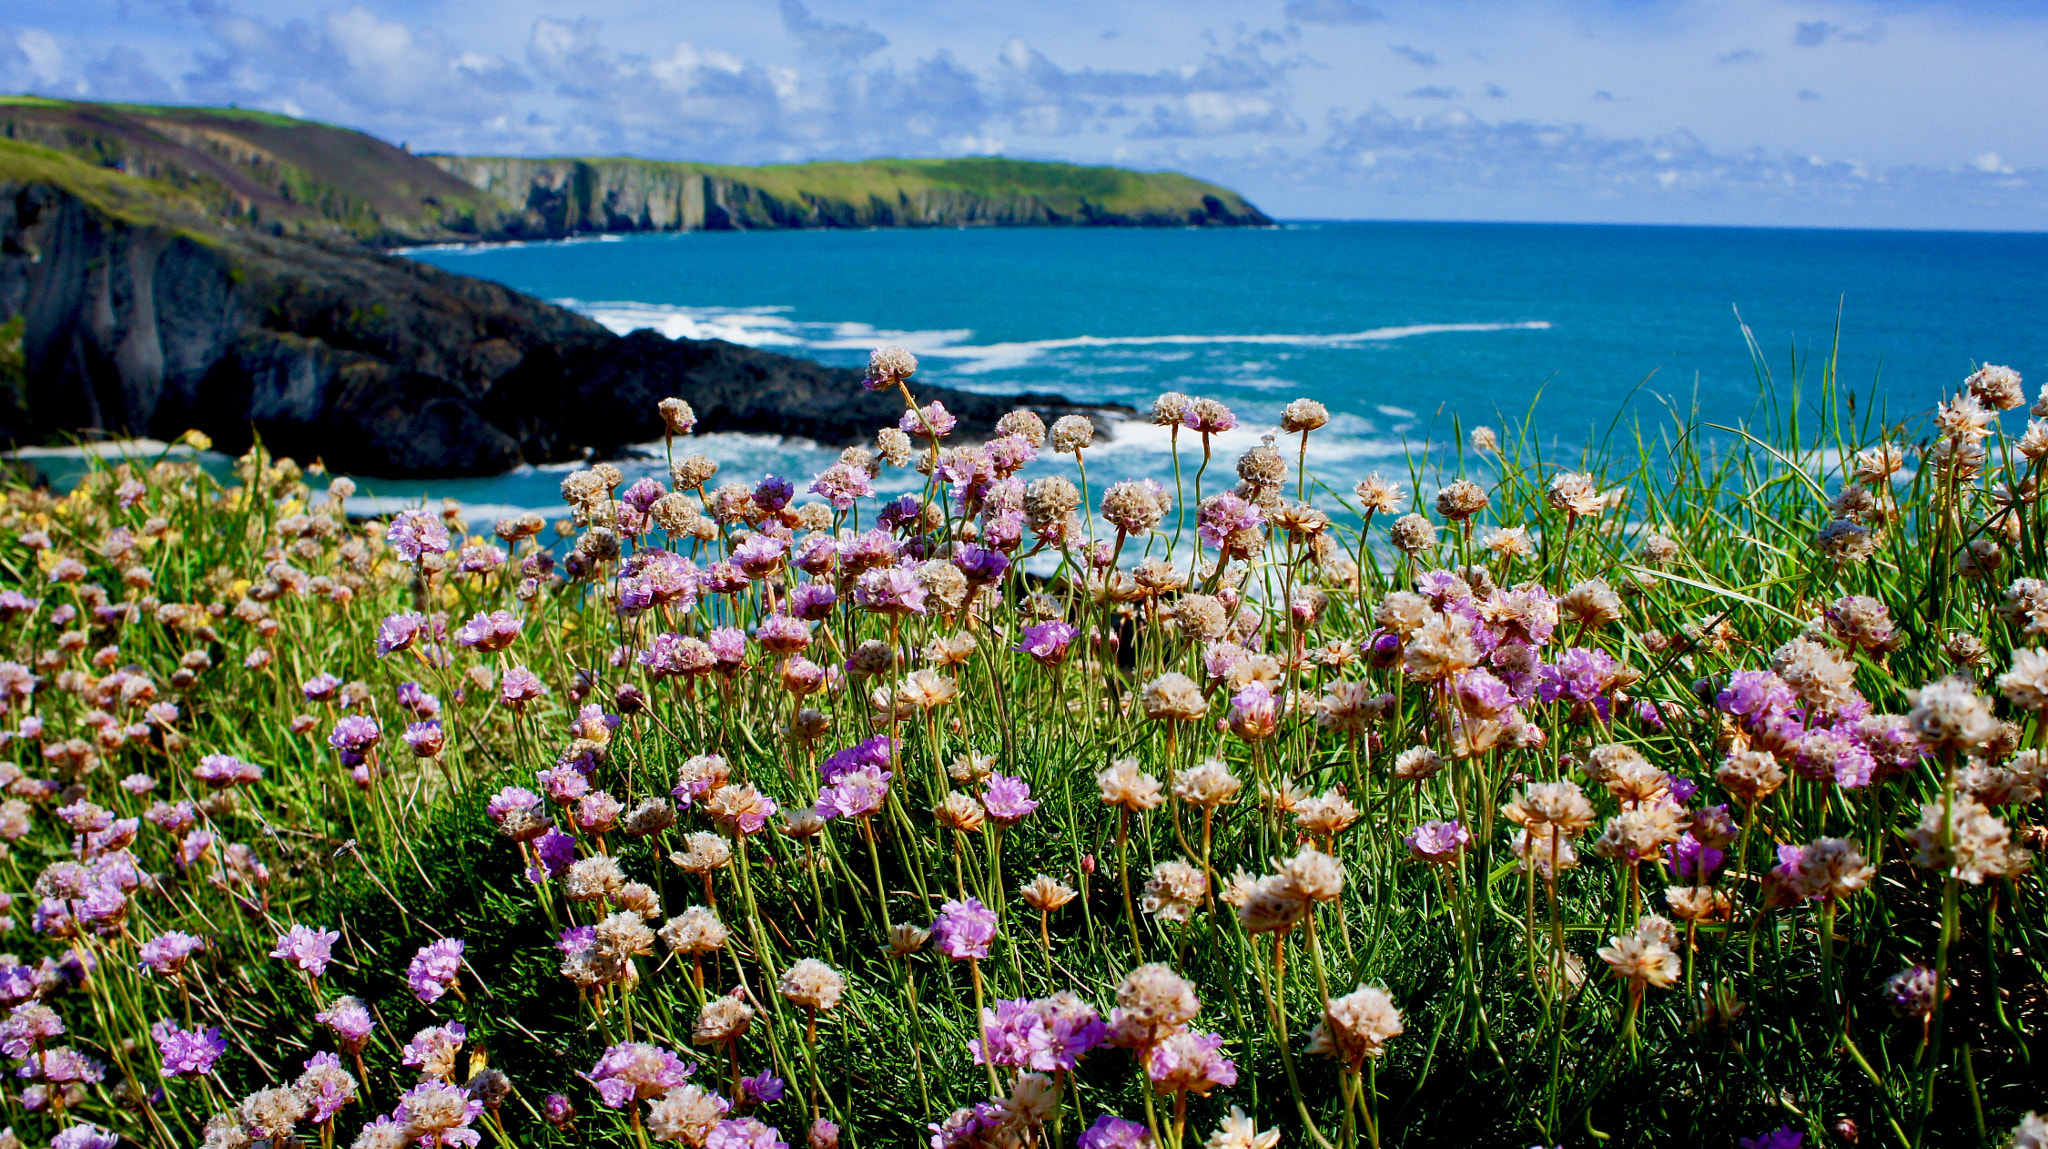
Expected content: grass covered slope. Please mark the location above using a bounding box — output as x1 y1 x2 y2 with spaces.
428 153 1274 232
0 355 2041 1148
0 96 509 244
0 96 1273 243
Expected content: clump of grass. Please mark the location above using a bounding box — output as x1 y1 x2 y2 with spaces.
0 344 2040 1149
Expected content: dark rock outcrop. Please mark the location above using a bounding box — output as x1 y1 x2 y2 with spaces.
0 167 1128 478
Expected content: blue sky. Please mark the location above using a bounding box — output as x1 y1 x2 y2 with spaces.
5 0 2048 227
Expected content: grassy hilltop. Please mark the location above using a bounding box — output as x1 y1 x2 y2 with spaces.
0 96 1271 245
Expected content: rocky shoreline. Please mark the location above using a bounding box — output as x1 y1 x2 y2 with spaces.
0 128 1143 477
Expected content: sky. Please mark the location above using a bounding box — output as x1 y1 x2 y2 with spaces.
5 0 2048 228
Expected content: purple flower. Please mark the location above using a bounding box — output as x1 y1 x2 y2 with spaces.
317 996 376 1054
271 924 341 976
138 931 204 976
1196 493 1261 548
740 1071 786 1104
329 716 381 753
932 897 998 961
1036 994 1107 1068
49 1125 118 1149
401 1022 468 1073
302 673 342 702
1147 1029 1237 1094
789 583 839 621
1739 1128 1805 1149
818 766 892 820
456 610 524 652
530 828 576 883
1537 646 1620 705
901 401 957 440
151 1019 225 1077
981 773 1039 825
1718 670 1797 723
194 753 262 788
501 667 547 708
952 545 1009 585
734 535 790 578
1015 620 1077 667
1454 669 1515 718
754 474 795 513
970 998 1054 1070
1666 832 1726 881
407 938 465 1004
853 567 927 616
819 737 894 784
1634 699 1668 732
376 611 430 656
808 463 874 510
299 1051 357 1123
385 509 451 562
585 1041 695 1108
405 720 446 757
709 1117 788 1149
1405 820 1472 865
708 627 750 671
623 477 667 512
1077 1114 1153 1149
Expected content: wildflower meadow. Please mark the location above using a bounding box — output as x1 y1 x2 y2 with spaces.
0 343 2041 1149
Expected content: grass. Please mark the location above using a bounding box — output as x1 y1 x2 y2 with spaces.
0 344 2040 1149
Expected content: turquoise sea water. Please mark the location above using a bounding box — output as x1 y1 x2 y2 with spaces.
369 220 2048 518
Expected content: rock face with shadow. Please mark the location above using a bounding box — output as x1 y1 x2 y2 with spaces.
0 145 1128 478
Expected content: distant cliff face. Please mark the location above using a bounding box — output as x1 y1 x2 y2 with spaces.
0 143 1129 477
425 156 1273 235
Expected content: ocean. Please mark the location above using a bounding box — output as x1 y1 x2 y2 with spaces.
128 221 2048 520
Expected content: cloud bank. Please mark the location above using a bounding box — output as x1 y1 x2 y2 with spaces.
4 0 2047 228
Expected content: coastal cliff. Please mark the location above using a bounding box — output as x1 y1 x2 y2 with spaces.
0 138 1126 477
1 98 1272 244
425 155 1272 234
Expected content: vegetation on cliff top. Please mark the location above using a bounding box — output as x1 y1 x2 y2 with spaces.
0 97 1270 246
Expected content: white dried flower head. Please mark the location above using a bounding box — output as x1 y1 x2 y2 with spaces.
564 855 626 902
1305 984 1403 1065
671 830 734 874
1171 594 1230 642
1967 364 2025 411
1049 416 1094 453
2021 420 2048 461
888 923 931 957
1908 793 2033 884
2001 1112 2048 1149
1907 675 2001 751
1392 745 1444 784
1097 758 1165 811
934 793 986 833
658 397 697 435
1172 760 1242 808
1281 398 1330 433
1663 885 1732 923
1206 1105 1281 1149
1353 473 1404 514
595 911 657 959
1435 480 1488 521
1019 874 1078 913
1142 861 1209 923
868 346 918 383
1937 391 1996 443
1102 481 1168 536
1389 513 1437 554
1597 922 1679 989
1110 963 1201 1048
1279 847 1343 902
1237 873 1310 933
239 1086 310 1140
875 427 914 467
1237 441 1289 488
1141 673 1207 724
659 906 730 954
693 995 755 1044
1152 392 1193 427
645 1085 729 1145
1852 442 1906 484
996 409 1047 446
1004 1072 1060 1129
947 752 996 784
1470 426 1499 454
1546 472 1604 517
1485 525 1533 558
1502 780 1596 837
1998 648 2048 711
1771 635 1860 714
1294 792 1361 838
1814 519 1879 564
1560 578 1623 628
1404 612 1480 681
1788 837 1875 901
778 958 847 1012
1716 748 1787 806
